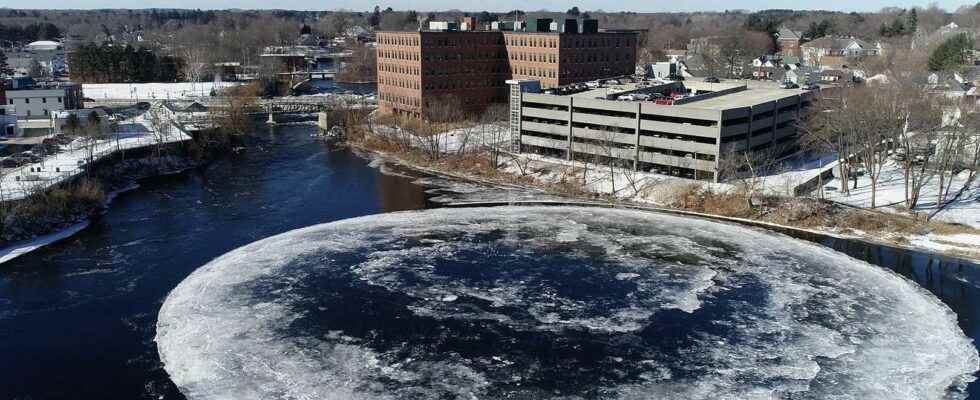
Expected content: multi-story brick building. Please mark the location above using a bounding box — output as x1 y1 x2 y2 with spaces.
776 27 803 56
376 20 639 118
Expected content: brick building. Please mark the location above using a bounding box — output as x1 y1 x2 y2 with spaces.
376 21 639 118
776 27 803 56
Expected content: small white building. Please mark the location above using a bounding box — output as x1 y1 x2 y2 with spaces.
5 82 83 120
6 89 68 119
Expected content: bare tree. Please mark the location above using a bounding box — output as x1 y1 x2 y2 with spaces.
848 86 906 208
480 104 509 169
508 152 533 177
932 117 968 207
146 105 172 158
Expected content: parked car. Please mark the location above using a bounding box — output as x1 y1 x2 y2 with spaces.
703 77 721 83
585 81 601 89
618 93 651 101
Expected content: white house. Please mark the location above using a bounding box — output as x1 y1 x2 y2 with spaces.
4 82 83 119
6 88 69 119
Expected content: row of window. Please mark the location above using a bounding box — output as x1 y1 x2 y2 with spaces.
379 49 419 61
424 51 506 61
380 77 420 90
514 66 557 79
565 36 634 49
424 78 502 91
507 36 558 48
422 65 508 76
510 52 557 63
379 63 420 76
379 35 419 46
380 92 421 108
429 36 504 46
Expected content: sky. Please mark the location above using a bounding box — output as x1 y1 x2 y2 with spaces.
19 0 980 13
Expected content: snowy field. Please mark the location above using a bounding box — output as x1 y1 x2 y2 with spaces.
83 82 242 101
823 160 980 229
0 116 192 202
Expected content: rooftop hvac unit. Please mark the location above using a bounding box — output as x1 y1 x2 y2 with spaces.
527 18 553 32
563 19 579 34
582 19 599 34
491 21 515 31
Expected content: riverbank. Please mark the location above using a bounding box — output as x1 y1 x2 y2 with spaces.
0 151 202 265
349 137 980 262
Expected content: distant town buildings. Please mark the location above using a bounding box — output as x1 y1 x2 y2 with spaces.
376 17 639 118
5 40 67 77
800 36 883 68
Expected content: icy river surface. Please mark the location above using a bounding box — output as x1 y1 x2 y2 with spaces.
2 124 980 399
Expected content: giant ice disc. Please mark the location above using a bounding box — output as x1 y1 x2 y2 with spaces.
156 206 979 399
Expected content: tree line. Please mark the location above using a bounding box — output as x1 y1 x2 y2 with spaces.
0 22 61 43
68 44 184 83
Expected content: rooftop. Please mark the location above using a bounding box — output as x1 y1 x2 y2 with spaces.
541 78 805 110
681 86 806 110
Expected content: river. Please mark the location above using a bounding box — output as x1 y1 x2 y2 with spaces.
0 123 978 399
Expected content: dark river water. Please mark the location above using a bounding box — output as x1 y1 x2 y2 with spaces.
1 123 979 399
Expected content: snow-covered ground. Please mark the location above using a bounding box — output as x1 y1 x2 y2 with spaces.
823 160 979 229
0 115 192 202
83 82 241 101
372 123 511 154
0 221 90 264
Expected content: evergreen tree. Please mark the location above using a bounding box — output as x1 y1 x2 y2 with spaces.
369 6 381 27
929 33 975 72
908 8 918 33
0 50 13 77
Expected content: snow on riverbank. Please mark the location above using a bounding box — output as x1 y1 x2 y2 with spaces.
823 160 980 229
83 82 241 101
0 115 192 202
0 221 89 264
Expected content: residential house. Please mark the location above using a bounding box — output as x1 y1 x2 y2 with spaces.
752 56 783 80
801 36 882 68
912 22 975 50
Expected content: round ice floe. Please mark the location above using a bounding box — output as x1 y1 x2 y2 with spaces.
156 206 978 400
